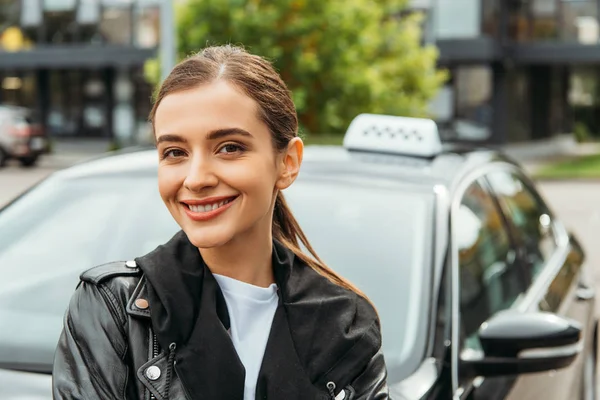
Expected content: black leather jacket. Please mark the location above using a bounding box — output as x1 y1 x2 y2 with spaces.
52 234 390 400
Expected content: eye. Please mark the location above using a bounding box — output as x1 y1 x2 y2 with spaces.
161 148 186 159
218 143 245 154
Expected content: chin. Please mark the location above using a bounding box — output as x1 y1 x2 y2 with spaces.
183 228 234 250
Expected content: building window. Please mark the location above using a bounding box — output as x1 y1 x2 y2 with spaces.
506 68 531 142
481 0 499 37
453 66 493 141
0 0 20 28
510 0 600 43
531 0 559 40
134 4 159 48
561 0 599 44
435 0 481 39
570 67 599 137
44 10 77 44
100 1 133 45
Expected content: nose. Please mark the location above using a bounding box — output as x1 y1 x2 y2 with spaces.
183 154 218 192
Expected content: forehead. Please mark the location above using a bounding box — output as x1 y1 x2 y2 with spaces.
154 81 262 134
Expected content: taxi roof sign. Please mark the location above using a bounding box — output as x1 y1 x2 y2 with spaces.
343 114 442 158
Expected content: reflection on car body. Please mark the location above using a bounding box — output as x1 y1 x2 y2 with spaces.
0 114 596 400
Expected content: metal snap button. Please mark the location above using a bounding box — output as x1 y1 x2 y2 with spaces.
145 365 161 381
125 260 137 268
134 299 149 310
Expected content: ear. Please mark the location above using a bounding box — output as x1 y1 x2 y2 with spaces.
275 137 304 190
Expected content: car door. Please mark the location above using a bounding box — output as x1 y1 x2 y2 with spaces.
484 169 594 400
453 177 529 400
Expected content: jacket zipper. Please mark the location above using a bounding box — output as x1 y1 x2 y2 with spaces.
327 381 337 399
149 333 159 400
164 343 177 399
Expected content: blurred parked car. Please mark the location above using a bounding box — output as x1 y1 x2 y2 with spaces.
0 105 48 167
0 114 596 400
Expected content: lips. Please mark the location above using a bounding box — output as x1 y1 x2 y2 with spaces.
186 197 235 213
181 195 238 221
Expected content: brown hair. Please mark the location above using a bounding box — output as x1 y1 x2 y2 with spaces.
149 45 368 299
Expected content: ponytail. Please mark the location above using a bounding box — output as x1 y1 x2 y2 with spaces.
272 192 371 303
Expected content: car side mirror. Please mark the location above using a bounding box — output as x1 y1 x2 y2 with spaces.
461 311 582 378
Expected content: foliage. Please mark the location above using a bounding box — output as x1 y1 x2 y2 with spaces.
154 0 448 134
573 122 591 143
535 153 600 179
301 133 344 146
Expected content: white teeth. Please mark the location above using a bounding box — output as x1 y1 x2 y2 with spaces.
188 198 234 213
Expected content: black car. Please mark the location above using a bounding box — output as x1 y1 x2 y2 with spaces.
0 114 596 400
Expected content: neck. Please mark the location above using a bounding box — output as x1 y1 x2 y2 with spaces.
199 223 275 288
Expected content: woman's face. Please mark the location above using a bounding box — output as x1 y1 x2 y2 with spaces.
154 80 302 249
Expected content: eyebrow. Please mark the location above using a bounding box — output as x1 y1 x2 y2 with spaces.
156 134 187 145
206 128 253 140
156 128 253 145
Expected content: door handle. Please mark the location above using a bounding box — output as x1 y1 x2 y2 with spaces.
576 286 595 302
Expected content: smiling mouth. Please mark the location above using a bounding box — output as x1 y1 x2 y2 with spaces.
183 196 238 213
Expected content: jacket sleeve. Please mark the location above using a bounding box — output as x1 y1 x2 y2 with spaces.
349 347 390 400
52 281 130 400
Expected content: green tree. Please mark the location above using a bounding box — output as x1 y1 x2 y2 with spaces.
165 0 446 134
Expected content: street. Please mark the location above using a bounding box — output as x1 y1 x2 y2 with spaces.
0 141 109 206
0 164 55 206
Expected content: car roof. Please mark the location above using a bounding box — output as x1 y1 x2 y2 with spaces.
52 143 519 196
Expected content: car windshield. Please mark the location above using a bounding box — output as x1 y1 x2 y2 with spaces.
0 171 433 379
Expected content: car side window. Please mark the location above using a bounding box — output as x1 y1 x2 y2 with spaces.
485 171 557 283
457 180 525 353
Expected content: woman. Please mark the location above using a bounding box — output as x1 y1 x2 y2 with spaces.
53 45 390 400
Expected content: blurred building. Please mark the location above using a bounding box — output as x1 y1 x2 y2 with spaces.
0 0 160 141
413 0 600 144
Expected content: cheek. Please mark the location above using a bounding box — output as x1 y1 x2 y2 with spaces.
157 166 181 201
234 159 278 193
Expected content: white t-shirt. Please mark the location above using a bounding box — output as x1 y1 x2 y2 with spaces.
213 274 279 400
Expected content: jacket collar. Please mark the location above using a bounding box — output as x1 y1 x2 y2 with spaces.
126 275 151 319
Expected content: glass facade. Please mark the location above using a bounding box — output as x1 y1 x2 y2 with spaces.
453 66 493 141
0 0 161 49
506 68 532 142
0 71 36 107
412 0 600 143
435 0 482 39
0 0 159 139
509 0 600 43
424 0 600 44
427 0 499 39
562 0 599 43
570 67 600 137
481 0 499 37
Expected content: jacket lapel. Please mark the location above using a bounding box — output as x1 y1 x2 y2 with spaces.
175 270 245 400
256 302 328 400
126 276 151 319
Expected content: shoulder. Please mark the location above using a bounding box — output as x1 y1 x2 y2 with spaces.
290 261 380 328
283 260 383 388
285 258 382 353
70 260 143 326
62 261 142 353
80 260 142 284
